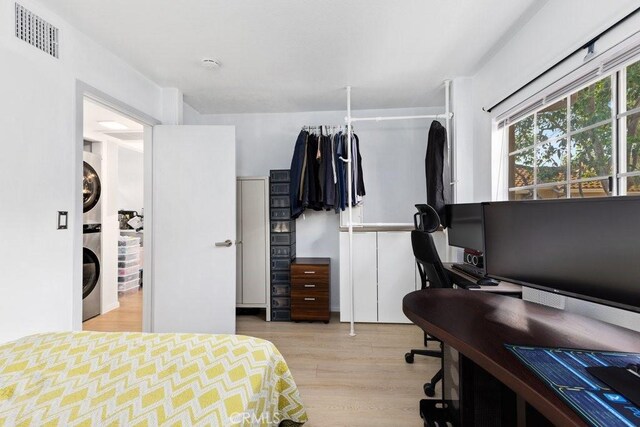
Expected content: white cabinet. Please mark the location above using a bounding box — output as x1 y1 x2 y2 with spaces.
378 232 417 323
340 230 418 324
339 232 378 322
236 177 270 311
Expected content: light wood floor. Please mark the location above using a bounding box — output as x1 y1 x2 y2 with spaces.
83 288 143 332
84 291 439 426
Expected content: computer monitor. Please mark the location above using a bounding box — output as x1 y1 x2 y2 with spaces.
445 203 484 252
483 197 640 313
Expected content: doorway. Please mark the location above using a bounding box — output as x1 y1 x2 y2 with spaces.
74 90 155 332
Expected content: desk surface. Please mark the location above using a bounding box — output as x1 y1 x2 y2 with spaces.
403 289 640 427
443 263 522 294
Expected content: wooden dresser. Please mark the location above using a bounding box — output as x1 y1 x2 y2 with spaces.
291 258 330 323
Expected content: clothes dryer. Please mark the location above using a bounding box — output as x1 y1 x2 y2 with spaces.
83 151 102 224
83 223 101 321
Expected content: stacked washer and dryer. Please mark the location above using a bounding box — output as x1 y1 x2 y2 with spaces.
83 151 102 321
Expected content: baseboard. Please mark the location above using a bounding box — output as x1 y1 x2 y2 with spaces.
101 301 120 315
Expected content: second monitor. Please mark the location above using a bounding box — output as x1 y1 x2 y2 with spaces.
445 203 484 253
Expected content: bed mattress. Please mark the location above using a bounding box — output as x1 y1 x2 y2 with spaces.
0 332 307 426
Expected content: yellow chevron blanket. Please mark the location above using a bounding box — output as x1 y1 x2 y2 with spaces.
0 332 307 426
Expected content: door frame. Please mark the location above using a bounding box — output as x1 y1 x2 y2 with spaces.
74 80 160 332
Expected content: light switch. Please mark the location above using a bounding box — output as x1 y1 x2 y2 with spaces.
58 211 68 230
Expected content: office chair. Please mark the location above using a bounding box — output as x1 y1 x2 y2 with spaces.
404 204 451 398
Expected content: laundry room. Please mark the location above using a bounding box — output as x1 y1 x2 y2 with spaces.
81 98 145 330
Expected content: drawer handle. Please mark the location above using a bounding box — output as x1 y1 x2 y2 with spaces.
304 297 316 301
304 284 316 288
304 271 316 274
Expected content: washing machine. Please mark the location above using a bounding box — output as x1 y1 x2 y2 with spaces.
83 151 102 224
83 223 102 321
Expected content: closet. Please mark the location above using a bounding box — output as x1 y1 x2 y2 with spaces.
236 177 270 315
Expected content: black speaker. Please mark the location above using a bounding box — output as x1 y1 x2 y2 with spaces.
464 249 484 268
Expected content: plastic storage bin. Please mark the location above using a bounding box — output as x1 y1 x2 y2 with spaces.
271 245 294 258
270 183 289 195
118 236 141 247
271 271 290 284
118 272 139 283
270 170 290 182
271 297 290 308
118 259 139 269
118 266 140 276
270 208 291 220
271 258 291 271
271 220 294 233
118 252 139 262
118 278 139 292
271 309 291 321
118 245 140 255
271 233 295 245
270 195 290 208
271 284 290 296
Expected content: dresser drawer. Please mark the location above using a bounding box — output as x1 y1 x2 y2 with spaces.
291 266 329 283
291 281 329 293
291 295 330 322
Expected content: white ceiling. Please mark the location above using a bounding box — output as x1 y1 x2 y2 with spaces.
49 0 542 114
83 99 144 152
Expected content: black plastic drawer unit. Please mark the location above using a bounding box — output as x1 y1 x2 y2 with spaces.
269 169 296 322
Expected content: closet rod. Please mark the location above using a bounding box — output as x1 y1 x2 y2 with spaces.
348 112 453 123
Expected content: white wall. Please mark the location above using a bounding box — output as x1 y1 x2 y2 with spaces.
0 0 163 343
118 147 144 212
471 0 640 330
186 106 445 311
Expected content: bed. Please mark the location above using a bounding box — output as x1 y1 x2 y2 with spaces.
0 332 308 426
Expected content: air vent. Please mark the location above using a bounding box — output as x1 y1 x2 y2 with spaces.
15 3 59 58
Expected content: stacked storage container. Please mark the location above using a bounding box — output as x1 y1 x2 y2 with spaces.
118 235 141 292
270 169 296 321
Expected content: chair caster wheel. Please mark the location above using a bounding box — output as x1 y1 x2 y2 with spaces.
405 353 414 363
424 383 436 397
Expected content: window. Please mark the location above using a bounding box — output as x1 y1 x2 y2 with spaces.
506 58 640 200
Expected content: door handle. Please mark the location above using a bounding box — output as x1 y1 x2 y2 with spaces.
304 284 316 288
215 240 233 247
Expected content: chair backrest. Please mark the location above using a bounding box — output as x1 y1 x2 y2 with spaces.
411 205 452 290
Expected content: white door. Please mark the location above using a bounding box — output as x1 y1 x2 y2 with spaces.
152 125 236 334
378 232 416 323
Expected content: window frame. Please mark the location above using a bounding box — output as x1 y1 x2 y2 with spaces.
504 58 640 200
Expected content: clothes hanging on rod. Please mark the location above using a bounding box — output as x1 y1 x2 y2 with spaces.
290 127 365 219
425 120 451 227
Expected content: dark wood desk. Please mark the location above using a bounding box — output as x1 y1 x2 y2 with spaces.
403 289 640 426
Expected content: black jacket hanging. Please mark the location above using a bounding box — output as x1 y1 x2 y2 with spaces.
425 121 451 227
